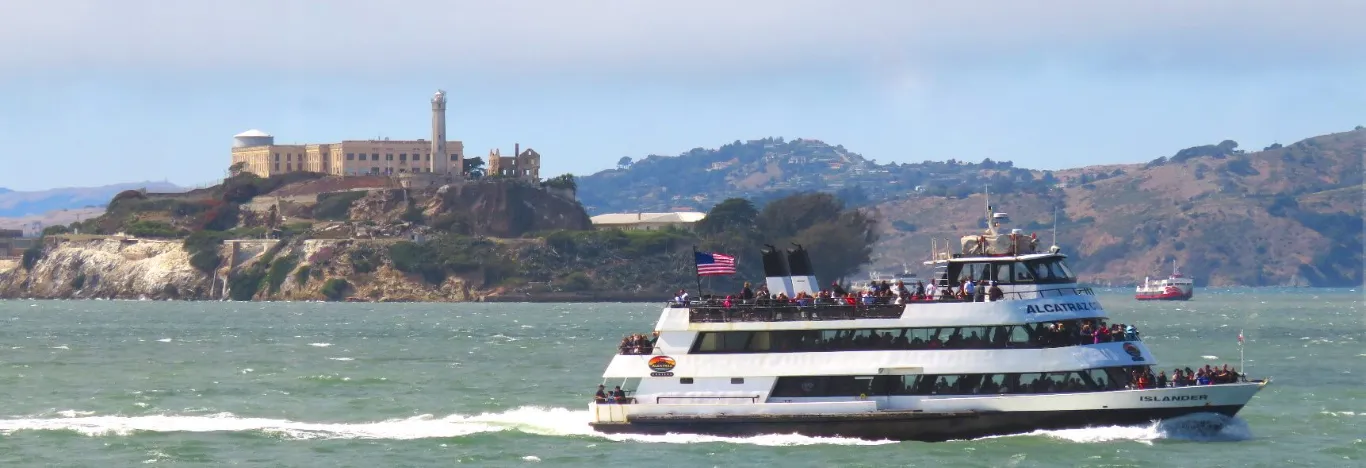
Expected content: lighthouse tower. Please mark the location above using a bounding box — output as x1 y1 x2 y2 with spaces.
431 90 448 174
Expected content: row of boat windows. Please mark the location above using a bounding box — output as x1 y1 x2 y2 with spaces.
769 366 1146 398
688 319 1124 353
943 258 1077 287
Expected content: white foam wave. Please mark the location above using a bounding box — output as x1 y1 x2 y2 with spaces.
1321 411 1361 417
980 413 1252 445
0 408 1247 446
0 406 886 445
327 357 354 361
308 343 332 348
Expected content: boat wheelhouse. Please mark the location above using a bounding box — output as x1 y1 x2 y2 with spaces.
1136 260 1195 301
588 204 1265 442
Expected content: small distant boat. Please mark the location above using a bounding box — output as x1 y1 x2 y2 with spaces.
1135 260 1194 301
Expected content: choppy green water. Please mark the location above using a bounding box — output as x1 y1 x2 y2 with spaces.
0 289 1361 467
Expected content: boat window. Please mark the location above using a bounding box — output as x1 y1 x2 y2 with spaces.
693 333 723 353
1007 325 1033 347
689 318 1133 354
1031 261 1053 281
680 378 694 384
769 366 1162 398
731 378 744 384
976 374 1005 394
1083 369 1113 390
1024 258 1078 284
1053 260 1076 282
621 377 642 393
1012 262 1034 283
1048 262 1071 282
994 263 1013 284
932 375 959 395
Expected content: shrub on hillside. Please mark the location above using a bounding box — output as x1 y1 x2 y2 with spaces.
294 265 311 286
429 212 472 234
388 241 446 284
265 254 299 295
124 220 182 238
184 230 230 273
227 266 265 301
558 271 593 291
21 245 43 271
320 278 349 301
348 245 379 273
314 191 367 220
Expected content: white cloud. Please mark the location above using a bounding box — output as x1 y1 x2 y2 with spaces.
1 0 1362 75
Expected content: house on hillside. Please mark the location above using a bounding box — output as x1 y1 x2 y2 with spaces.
590 212 706 232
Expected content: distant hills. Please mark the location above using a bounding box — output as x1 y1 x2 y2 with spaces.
577 130 1365 287
0 181 186 220
578 137 1050 214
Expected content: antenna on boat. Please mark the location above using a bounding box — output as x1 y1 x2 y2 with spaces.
984 184 993 235
1051 206 1058 248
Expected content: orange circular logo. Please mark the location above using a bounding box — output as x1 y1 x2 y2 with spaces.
648 356 676 372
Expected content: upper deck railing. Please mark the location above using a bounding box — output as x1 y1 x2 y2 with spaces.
676 286 1096 323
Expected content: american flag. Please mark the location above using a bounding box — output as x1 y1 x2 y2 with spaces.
695 251 737 276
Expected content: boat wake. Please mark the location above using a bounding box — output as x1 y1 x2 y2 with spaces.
0 407 888 446
0 408 1248 446
982 413 1253 445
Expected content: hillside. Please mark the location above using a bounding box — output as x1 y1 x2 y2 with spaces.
869 131 1364 287
582 129 1366 287
0 181 185 219
1 171 873 302
578 137 1052 213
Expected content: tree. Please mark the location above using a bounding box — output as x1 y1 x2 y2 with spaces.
463 157 486 178
542 174 577 192
228 162 247 176
616 156 633 169
695 198 758 236
757 192 843 239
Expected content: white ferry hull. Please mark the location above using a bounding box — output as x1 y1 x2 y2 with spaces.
589 381 1266 442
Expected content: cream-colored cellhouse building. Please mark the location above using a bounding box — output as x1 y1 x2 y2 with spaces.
230 90 538 180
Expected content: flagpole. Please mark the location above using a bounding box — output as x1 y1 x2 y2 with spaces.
692 245 703 299
1239 329 1245 381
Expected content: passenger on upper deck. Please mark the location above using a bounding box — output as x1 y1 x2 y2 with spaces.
987 281 1004 301
674 289 689 304
741 282 754 301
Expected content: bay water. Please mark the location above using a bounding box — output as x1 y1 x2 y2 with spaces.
0 289 1361 467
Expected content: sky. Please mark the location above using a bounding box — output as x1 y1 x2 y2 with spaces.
0 0 1363 191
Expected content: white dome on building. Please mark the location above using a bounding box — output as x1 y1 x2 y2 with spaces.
233 129 275 148
235 129 272 138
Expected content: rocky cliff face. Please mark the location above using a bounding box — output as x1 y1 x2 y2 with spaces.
0 237 493 302
0 239 209 299
432 179 591 237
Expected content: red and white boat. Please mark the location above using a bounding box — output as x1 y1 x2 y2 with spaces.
1135 260 1194 301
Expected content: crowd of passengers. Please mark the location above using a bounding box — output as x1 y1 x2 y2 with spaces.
672 277 1015 308
618 333 658 355
1128 364 1246 389
593 384 635 404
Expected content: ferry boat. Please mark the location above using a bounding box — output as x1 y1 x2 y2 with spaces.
588 205 1266 442
1135 260 1195 301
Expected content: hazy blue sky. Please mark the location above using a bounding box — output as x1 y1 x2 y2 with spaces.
1 0 1363 190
